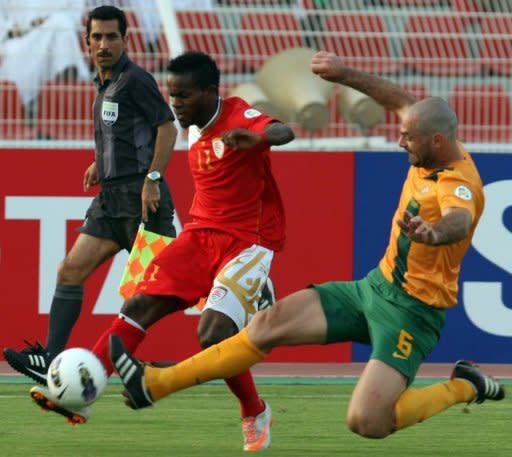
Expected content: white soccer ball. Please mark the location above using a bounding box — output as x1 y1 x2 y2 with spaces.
47 348 108 409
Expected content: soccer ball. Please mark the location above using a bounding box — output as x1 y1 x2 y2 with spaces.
47 348 108 409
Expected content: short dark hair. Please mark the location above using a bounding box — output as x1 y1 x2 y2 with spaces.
86 5 127 43
167 51 220 90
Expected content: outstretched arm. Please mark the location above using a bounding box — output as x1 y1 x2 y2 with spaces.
222 122 295 150
397 207 472 245
310 51 417 121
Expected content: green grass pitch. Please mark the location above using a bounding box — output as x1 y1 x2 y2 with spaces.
0 380 510 457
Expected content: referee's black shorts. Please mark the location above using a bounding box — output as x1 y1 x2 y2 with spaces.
77 175 176 251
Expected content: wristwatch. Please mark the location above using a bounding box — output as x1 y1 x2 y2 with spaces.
146 170 162 182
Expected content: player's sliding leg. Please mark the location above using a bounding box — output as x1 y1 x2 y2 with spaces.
111 287 506 440
110 328 265 407
110 289 323 449
347 359 505 438
110 289 327 403
110 330 274 451
394 360 505 431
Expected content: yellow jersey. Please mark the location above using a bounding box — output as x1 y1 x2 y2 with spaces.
379 144 484 308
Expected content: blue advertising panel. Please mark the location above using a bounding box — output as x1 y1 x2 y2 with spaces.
353 151 512 363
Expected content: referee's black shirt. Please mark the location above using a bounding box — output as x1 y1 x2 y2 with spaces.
93 53 174 181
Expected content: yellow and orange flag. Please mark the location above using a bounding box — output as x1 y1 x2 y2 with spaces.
118 223 173 299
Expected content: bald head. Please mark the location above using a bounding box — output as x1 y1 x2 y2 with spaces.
408 97 458 142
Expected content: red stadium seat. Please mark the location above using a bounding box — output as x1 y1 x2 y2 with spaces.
236 12 303 72
151 32 170 71
0 81 36 139
402 15 480 75
479 16 512 76
37 81 96 140
451 0 483 14
321 13 402 74
223 0 279 3
380 0 443 5
125 10 145 66
176 11 236 73
449 84 512 143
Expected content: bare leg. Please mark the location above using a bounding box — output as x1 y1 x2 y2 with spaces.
347 359 407 438
248 288 328 352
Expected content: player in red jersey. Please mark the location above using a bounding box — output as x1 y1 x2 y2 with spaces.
32 51 294 451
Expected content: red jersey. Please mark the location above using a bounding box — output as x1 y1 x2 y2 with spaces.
185 96 286 251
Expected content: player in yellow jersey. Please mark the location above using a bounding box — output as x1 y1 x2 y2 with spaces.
109 51 505 442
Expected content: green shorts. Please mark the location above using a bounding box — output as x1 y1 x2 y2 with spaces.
312 268 446 385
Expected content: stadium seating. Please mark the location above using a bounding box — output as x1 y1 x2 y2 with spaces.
401 15 480 75
36 81 95 140
0 81 36 140
449 83 512 143
125 10 168 72
176 11 236 73
451 0 483 14
479 15 512 76
149 32 170 72
380 0 444 5
3 3 512 146
321 13 402 75
236 11 303 72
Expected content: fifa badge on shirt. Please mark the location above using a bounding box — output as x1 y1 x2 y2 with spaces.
102 100 119 126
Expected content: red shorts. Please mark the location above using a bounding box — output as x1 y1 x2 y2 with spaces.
135 228 253 307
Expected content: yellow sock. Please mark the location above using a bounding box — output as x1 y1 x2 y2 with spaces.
395 379 476 431
145 329 266 401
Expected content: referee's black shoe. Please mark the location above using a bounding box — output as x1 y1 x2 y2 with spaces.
3 341 50 386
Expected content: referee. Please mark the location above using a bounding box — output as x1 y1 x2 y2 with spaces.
4 5 177 381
